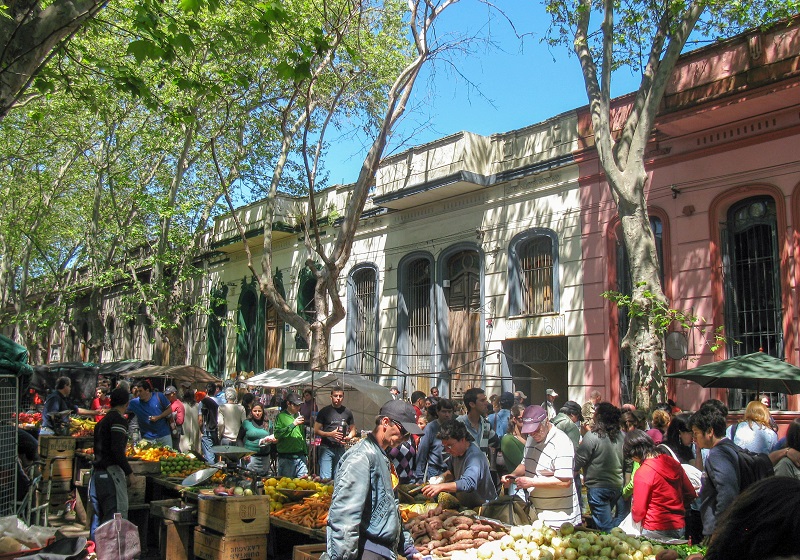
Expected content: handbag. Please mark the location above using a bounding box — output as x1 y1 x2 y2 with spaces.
479 488 536 526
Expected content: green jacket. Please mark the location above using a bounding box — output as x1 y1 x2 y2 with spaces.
274 410 308 455
551 413 580 449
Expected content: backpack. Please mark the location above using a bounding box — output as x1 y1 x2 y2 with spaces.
723 434 774 491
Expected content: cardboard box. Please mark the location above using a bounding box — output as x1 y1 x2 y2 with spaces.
293 544 326 560
39 436 76 459
43 457 73 481
193 527 267 560
197 495 269 536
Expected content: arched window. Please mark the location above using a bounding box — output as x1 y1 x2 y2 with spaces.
615 217 664 406
398 254 435 388
207 284 228 375
347 265 379 377
722 196 785 410
443 248 483 395
509 229 559 316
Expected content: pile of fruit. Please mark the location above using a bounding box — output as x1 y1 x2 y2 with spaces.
262 477 333 512
70 417 97 437
126 442 179 461
15 412 42 429
442 522 687 560
160 454 207 478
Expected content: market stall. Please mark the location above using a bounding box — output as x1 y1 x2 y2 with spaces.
121 364 219 385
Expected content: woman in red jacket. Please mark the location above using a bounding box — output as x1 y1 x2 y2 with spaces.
623 429 696 541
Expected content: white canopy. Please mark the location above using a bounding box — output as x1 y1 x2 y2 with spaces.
244 369 393 430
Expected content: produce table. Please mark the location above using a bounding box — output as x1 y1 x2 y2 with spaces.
148 474 201 503
269 516 327 541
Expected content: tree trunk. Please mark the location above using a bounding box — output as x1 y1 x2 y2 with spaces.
612 170 668 410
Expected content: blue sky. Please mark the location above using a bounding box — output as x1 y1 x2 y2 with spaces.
322 0 644 185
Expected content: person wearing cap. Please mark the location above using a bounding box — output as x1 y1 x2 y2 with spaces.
90 387 137 540
421 419 498 509
324 400 423 560
574 402 625 532
274 392 309 478
542 388 559 420
501 404 581 529
514 390 528 406
164 385 185 449
390 386 400 400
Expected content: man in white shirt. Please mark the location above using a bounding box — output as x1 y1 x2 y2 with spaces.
502 405 581 529
543 388 558 420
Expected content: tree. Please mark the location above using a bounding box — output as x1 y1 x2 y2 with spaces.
544 0 798 409
226 0 459 370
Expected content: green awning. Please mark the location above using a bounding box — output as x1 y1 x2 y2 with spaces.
666 352 800 394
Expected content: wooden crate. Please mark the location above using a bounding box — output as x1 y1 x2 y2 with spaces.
37 490 71 515
160 520 194 560
197 495 269 536
39 436 76 459
193 527 267 560
129 459 161 475
293 544 326 560
43 457 73 480
128 473 147 504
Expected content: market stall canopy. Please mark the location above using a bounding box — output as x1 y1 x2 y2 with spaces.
30 362 98 404
666 352 800 395
122 364 218 383
97 360 153 377
245 369 391 407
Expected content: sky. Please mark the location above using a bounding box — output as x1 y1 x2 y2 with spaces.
321 0 645 186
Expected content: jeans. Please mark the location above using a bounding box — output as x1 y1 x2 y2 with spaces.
318 445 345 480
586 486 625 532
278 455 309 479
89 466 128 541
144 434 173 448
201 430 219 464
642 527 684 541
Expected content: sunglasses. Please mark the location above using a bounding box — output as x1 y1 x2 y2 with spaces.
390 419 409 437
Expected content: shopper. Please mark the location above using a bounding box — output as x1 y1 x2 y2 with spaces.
457 387 499 458
91 387 111 422
179 383 200 456
575 402 625 531
773 418 800 479
165 386 184 449
727 400 778 454
542 388 558 420
126 380 173 447
420 419 497 508
502 404 581 528
217 388 246 447
500 404 527 474
324 400 423 560
274 393 309 478
199 382 220 464
90 387 137 540
242 403 275 476
581 390 602 433
488 391 514 439
623 430 696 541
414 398 455 482
314 386 355 479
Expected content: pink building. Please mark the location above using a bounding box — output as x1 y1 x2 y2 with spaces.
577 18 800 421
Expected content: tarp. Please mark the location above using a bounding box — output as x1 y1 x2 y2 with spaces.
0 334 33 376
97 360 153 377
245 369 392 430
121 364 219 384
666 352 800 395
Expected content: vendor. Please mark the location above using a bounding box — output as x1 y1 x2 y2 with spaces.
40 376 97 435
126 380 173 447
90 387 138 540
420 419 497 509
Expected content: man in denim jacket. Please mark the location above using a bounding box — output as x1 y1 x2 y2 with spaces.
324 400 424 560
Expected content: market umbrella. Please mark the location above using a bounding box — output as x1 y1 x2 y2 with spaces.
666 352 800 395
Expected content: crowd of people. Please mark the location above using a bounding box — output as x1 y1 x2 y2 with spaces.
35 375 800 559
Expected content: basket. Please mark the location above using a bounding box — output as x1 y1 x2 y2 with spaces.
276 489 317 502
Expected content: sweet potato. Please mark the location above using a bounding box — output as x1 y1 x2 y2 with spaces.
476 531 489 539
470 523 493 533
437 541 474 553
489 531 506 540
450 530 474 542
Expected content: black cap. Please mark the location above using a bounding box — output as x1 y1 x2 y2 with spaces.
560 400 584 421
499 391 515 407
285 393 302 406
379 400 423 435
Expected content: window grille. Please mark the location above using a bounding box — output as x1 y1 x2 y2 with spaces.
407 259 432 377
519 237 554 315
352 268 378 376
723 197 785 410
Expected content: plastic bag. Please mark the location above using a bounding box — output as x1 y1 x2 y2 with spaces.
94 513 141 560
0 515 58 548
617 511 643 536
